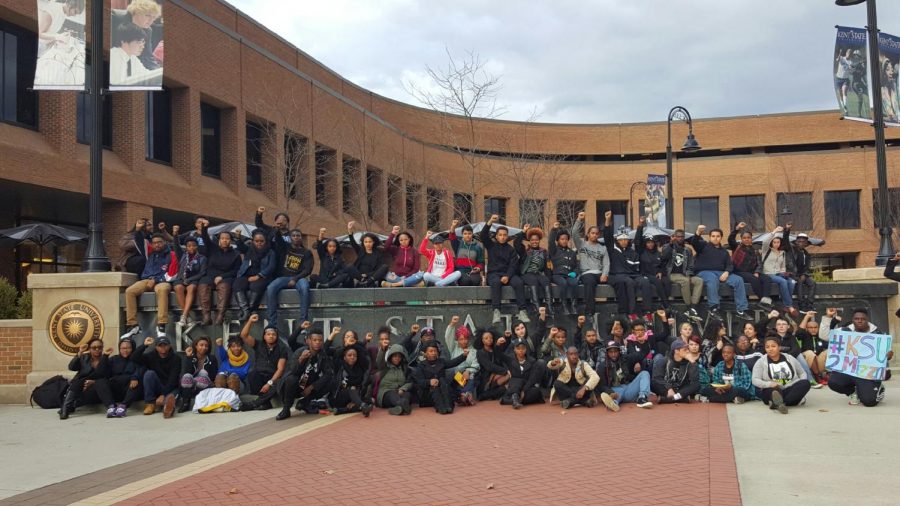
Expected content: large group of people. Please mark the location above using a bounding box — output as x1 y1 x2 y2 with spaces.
57 208 894 420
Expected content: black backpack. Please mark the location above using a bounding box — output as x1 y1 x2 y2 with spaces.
30 375 69 409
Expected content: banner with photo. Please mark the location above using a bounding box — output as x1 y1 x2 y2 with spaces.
644 174 667 228
109 0 164 91
33 0 86 90
834 26 871 123
877 32 900 127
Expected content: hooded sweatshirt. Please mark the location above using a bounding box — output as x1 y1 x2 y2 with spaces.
134 344 182 390
651 352 700 396
604 225 640 275
376 344 413 405
449 232 484 273
571 219 609 276
385 233 420 277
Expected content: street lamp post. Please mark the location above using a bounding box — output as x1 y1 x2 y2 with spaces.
666 106 701 229
80 0 111 272
628 181 647 226
836 0 895 265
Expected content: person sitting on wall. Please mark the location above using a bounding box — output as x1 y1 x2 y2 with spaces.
255 206 291 249
382 226 423 287
760 226 798 316
603 212 654 320
636 222 671 313
311 230 349 289
448 220 485 287
233 230 276 322
727 222 773 309
660 229 703 320
548 222 580 315
122 232 177 340
785 225 816 312
688 225 753 321
483 214 529 324
198 225 241 326
170 227 207 333
346 221 388 288
571 211 610 318
266 227 314 327
419 231 462 287
513 224 554 316
118 218 149 275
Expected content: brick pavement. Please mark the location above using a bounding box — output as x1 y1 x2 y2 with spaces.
112 402 741 506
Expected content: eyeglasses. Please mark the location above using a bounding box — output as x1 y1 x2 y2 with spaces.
89 346 103 350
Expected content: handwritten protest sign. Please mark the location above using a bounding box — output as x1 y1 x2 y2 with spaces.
825 330 892 381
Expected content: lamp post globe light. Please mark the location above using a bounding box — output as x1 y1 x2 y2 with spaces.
665 106 701 229
836 0 895 265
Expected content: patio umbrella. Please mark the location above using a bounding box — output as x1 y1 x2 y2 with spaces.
207 221 258 239
0 223 87 273
627 225 694 242
436 222 524 242
752 232 825 247
335 231 389 248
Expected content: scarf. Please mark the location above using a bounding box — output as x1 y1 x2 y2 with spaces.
227 347 249 367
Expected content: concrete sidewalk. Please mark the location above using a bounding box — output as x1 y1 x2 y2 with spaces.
0 405 272 500
728 387 899 506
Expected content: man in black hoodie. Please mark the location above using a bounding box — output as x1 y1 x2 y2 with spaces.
483 214 530 324
412 342 468 414
266 227 314 326
651 340 700 403
500 340 546 409
688 225 752 321
603 211 654 317
134 336 182 418
277 331 334 420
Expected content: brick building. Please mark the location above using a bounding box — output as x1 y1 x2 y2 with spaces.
1 0 900 290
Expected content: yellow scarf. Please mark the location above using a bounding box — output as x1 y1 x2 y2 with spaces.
227 348 249 367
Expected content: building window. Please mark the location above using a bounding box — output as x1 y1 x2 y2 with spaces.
519 199 546 228
597 200 627 230
427 188 443 230
200 102 221 178
245 121 263 189
730 195 765 232
388 176 403 226
824 190 860 229
810 254 857 276
453 193 473 224
776 192 813 230
0 21 38 128
314 145 336 208
557 200 586 227
342 156 361 215
873 188 900 228
406 183 420 230
146 89 172 163
76 57 112 148
284 131 308 201
366 166 382 221
484 197 508 223
683 197 719 231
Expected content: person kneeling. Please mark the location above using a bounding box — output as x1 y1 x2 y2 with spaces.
751 336 810 414
651 340 699 404
548 346 600 409
413 343 469 414
700 343 754 404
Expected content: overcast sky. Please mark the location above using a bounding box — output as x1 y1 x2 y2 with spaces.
226 0 900 124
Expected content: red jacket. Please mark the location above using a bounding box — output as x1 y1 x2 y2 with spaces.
418 238 455 279
385 233 420 277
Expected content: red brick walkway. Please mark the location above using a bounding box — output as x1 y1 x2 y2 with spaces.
117 402 740 505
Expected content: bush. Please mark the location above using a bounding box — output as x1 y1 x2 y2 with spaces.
0 277 17 319
810 268 832 283
16 290 32 319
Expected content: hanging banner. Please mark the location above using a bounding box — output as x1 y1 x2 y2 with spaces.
834 26 871 123
644 174 667 228
109 0 164 91
877 32 900 127
33 0 87 90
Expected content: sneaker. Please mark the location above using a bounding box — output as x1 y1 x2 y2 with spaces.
120 325 141 341
733 396 745 405
156 325 166 338
380 280 389 288
876 384 885 404
511 393 522 410
106 405 116 418
636 396 653 408
770 390 788 414
698 395 710 403
759 296 773 308
560 399 572 409
361 403 373 418
849 392 860 405
735 311 753 321
585 392 598 408
799 397 807 406
492 309 502 324
817 376 829 386
516 310 531 323
708 306 720 317
810 381 823 389
388 406 404 416
599 392 619 412
178 314 188 326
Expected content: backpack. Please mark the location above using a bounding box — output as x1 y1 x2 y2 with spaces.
30 375 69 409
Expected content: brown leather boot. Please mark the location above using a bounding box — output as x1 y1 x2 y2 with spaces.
198 284 213 326
214 282 231 325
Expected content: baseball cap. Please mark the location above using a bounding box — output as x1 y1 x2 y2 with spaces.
156 337 171 346
432 235 446 244
796 233 809 239
615 232 629 240
671 340 687 351
606 340 619 348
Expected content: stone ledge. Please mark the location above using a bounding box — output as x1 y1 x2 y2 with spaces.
833 267 893 282
28 272 137 289
0 319 33 328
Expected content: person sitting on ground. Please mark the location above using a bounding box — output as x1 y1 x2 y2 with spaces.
660 229 703 319
603 212 654 319
171 229 206 332
233 230 275 322
500 340 547 409
347 221 388 287
178 335 217 413
330 329 372 377
602 339 654 411
548 222 580 315
122 232 177 340
785 225 816 312
448 221 485 287
688 225 752 320
240 315 289 411
108 337 144 418
368 328 390 376
825 307 891 407
701 318 729 369
761 226 797 315
507 310 547 358
199 225 242 326
134 336 181 418
382 226 423 287
482 214 530 323
626 315 668 377
277 331 334 420
513 224 554 316
539 326 568 364
476 329 510 401
751 336 810 414
419 231 462 286
376 342 414 415
735 333 764 373
685 335 703 364
402 324 444 365
574 316 603 370
413 342 469 414
727 222 773 308
214 336 250 395
548 346 600 409
443 319 480 406
765 310 816 382
266 227 314 328
607 317 630 347
60 338 113 420
329 348 373 416
311 231 349 289
571 211 610 317
651 340 700 404
700 343 754 404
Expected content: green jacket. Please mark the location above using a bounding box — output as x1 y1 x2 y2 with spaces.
376 344 413 406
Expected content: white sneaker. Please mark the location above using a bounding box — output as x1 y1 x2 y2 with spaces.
799 397 806 406
492 309 502 324
810 381 823 389
876 384 885 404
516 310 531 323
156 326 166 338
600 392 620 412
178 314 188 326
636 396 653 408
849 392 860 405
760 296 773 307
120 325 141 341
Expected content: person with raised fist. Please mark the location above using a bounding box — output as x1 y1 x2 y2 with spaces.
548 222 580 315
687 224 752 321
571 210 609 318
448 220 485 286
482 214 529 323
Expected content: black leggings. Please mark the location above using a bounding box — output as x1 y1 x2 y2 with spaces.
331 387 365 409
645 275 671 309
281 374 329 409
232 276 271 294
310 273 349 289
381 389 412 411
417 380 455 412
580 273 603 315
72 377 114 407
109 375 140 406
828 371 881 407
553 379 590 404
759 382 811 407
346 265 389 286
487 273 526 310
522 272 550 288
551 275 579 300
456 271 482 287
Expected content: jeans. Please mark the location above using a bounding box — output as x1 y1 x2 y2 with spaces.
610 370 651 404
696 270 748 311
385 271 425 287
423 270 462 286
551 274 579 300
766 274 796 308
143 370 177 402
267 276 310 323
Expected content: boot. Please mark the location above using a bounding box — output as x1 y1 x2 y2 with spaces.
59 389 77 420
198 284 213 326
544 287 556 317
248 291 263 315
235 290 250 321
566 298 578 315
214 283 231 325
529 286 541 313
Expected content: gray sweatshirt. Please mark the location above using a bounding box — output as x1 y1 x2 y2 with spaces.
751 353 807 389
572 219 609 277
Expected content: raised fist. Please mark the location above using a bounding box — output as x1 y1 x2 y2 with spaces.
451 219 460 228
171 225 180 235
257 206 266 214
157 222 166 230
411 323 421 334
697 225 707 235
144 337 155 346
450 316 460 326
577 211 586 221
392 225 401 235
604 211 613 220
248 314 260 323
488 214 499 224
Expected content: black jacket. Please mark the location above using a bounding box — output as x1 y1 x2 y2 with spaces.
481 225 519 277
651 353 700 396
660 242 695 276
412 355 467 389
688 235 733 273
548 227 579 277
603 225 640 275
349 234 386 277
288 347 334 393
727 229 762 274
273 236 314 281
134 344 182 389
314 240 346 280
332 358 370 396
110 353 144 382
181 353 218 378
201 227 242 281
476 348 509 387
68 354 111 382
598 356 636 395
503 353 542 384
